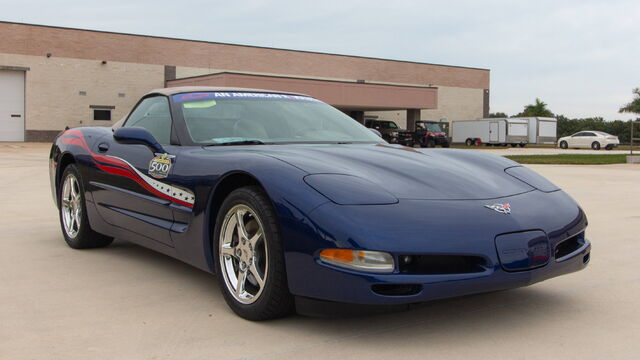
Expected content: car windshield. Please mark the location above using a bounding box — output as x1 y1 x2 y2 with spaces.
382 121 398 129
416 122 443 132
174 92 383 145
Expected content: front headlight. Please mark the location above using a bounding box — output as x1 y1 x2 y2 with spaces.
319 249 395 273
304 174 398 205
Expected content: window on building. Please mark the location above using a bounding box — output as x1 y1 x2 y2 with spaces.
93 109 111 121
90 105 115 121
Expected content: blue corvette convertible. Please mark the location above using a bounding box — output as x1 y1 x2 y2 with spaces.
49 87 591 320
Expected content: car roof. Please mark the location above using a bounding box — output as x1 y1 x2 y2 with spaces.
147 86 310 98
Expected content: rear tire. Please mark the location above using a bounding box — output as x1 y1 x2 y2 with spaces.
510 143 517 147
519 143 526 148
213 186 293 320
465 138 475 146
58 164 113 249
591 142 601 150
605 144 613 150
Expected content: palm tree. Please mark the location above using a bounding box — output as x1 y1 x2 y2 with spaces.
518 98 554 117
619 88 640 115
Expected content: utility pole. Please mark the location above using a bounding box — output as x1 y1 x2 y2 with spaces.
632 118 640 155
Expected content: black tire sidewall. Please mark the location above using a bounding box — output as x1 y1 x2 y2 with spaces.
592 142 600 150
560 141 567 149
213 186 291 320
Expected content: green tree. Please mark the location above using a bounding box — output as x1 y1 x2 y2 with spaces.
619 87 640 115
488 112 509 118
517 98 554 117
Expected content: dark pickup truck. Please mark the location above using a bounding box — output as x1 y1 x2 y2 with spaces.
364 119 402 143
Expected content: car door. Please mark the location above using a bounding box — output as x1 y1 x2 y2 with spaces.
570 132 585 148
489 122 499 142
90 95 181 247
583 132 597 148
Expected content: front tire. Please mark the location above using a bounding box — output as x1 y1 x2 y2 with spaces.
213 186 293 320
58 164 113 249
560 141 568 149
465 138 475 146
591 142 601 150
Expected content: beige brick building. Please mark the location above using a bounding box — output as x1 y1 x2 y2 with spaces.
0 21 490 142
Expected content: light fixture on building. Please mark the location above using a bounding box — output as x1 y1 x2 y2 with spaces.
101 60 107 65
46 53 52 58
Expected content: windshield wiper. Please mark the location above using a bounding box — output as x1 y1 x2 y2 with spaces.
207 140 267 146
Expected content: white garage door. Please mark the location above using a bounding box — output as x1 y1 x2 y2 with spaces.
0 70 25 141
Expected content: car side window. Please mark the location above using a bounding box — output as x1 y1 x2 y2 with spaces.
124 96 172 144
585 132 596 137
573 132 584 137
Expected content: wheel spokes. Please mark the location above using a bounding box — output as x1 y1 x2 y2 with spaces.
248 229 263 247
219 204 268 305
61 174 81 238
220 244 236 258
235 269 248 297
248 262 265 288
235 209 249 240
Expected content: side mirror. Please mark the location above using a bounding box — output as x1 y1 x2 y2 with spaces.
113 127 164 154
369 128 383 138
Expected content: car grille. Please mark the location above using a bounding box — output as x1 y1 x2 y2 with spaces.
397 254 488 274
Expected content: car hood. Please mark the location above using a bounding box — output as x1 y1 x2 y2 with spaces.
242 144 535 200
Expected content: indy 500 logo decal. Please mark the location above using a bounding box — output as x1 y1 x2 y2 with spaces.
149 153 175 179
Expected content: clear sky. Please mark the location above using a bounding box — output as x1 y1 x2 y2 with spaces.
2 0 638 120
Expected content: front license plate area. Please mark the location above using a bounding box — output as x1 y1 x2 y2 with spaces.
495 231 550 272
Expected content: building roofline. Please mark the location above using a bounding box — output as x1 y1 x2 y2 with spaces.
0 20 490 72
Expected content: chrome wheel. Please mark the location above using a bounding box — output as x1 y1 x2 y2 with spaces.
61 174 82 238
219 204 268 304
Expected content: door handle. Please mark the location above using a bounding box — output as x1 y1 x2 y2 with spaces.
10 114 21 118
98 143 110 152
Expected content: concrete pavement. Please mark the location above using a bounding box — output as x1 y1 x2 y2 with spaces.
1 143 639 360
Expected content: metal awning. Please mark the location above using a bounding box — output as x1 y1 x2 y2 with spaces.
167 72 438 111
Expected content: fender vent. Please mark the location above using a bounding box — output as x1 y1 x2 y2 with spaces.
555 232 586 260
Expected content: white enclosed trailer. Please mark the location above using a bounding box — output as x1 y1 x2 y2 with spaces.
516 117 557 144
451 118 529 146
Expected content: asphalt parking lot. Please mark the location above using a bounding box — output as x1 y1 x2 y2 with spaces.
1 143 639 360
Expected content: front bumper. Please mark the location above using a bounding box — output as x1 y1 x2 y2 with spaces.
434 136 449 145
291 240 589 306
283 190 589 305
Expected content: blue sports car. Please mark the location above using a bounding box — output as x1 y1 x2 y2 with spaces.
49 87 591 320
